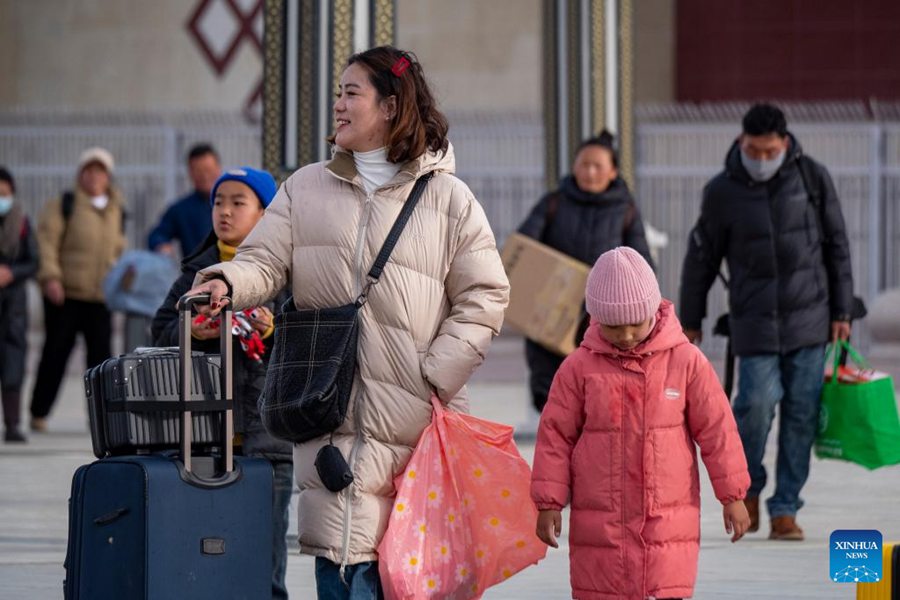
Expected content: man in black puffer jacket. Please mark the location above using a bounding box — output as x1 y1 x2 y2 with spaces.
679 104 854 542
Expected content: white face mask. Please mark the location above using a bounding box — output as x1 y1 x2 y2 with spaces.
0 196 12 215
740 149 786 182
91 195 109 210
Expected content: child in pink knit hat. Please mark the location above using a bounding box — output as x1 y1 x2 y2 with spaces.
531 247 751 600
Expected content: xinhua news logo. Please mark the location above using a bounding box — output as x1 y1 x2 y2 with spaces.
830 529 882 583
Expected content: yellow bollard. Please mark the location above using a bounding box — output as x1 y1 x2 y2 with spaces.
856 542 898 599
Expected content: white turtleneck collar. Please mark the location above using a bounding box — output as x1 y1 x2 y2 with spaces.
353 147 400 195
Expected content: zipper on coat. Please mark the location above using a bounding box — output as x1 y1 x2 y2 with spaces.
340 189 375 582
339 381 365 584
352 191 375 294
766 188 783 353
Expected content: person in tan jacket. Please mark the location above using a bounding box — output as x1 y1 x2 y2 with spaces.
29 147 127 431
187 46 509 598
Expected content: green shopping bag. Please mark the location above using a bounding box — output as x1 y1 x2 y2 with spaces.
815 340 900 470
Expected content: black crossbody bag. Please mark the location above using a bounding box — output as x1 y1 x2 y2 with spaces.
259 172 433 444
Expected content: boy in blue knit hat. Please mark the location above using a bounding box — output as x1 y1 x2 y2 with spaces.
151 167 294 599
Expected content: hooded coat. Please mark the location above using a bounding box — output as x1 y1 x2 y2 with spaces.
195 143 510 565
0 205 39 389
36 187 127 303
679 135 854 356
531 301 749 600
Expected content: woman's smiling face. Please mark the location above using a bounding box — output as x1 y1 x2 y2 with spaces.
333 63 395 153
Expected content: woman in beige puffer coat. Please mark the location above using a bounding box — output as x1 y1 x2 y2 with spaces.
188 46 509 597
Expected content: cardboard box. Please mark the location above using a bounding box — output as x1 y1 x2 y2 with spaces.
500 233 590 356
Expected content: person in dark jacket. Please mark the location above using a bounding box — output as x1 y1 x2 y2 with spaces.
0 167 39 442
517 130 653 415
151 167 293 599
147 143 222 257
679 103 854 542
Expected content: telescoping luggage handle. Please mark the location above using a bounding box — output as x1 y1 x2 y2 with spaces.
177 293 233 475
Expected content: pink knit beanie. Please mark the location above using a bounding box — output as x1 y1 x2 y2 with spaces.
585 247 661 325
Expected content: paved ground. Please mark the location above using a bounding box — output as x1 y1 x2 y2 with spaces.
1 332 897 599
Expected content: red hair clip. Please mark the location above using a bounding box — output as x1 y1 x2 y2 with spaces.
391 56 411 77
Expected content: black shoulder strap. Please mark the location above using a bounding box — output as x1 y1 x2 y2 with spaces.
621 201 636 238
796 155 822 207
796 155 828 242
540 192 562 242
365 171 434 283
61 190 127 234
61 191 75 220
59 190 76 243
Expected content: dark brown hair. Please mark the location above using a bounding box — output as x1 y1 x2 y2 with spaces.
328 46 449 164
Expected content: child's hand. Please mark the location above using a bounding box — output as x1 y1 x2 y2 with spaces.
191 318 220 341
536 509 562 548
723 500 750 542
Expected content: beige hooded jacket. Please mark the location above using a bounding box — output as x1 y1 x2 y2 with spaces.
36 187 127 302
196 143 509 565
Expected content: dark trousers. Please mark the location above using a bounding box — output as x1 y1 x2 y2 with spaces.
315 558 383 599
272 461 293 600
1 286 28 429
525 339 565 412
30 298 111 419
2 389 21 430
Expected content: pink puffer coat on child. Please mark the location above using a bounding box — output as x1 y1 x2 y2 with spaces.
531 300 749 600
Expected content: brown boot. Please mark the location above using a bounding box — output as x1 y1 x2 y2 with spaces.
769 515 804 541
744 496 760 533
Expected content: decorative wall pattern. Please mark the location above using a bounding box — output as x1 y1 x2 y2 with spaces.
186 0 265 121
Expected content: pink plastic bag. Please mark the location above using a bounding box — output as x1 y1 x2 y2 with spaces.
378 396 546 599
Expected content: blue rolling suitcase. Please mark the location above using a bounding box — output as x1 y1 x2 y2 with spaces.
64 295 273 600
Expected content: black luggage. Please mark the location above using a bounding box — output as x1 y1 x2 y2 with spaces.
85 347 224 457
65 294 273 599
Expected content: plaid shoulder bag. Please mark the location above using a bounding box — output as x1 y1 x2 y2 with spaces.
259 172 433 443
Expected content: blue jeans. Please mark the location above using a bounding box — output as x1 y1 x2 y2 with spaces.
732 344 825 518
272 461 294 600
315 557 384 600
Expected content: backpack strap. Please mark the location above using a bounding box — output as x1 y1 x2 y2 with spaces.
797 154 866 321
60 190 127 234
59 190 75 243
796 154 828 242
61 191 75 221
621 201 636 239
540 192 562 242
